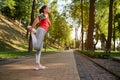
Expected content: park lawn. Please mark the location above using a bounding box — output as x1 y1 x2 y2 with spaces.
80 50 120 59
42 45 59 52
95 50 120 57
110 51 120 57
0 51 35 59
0 45 59 59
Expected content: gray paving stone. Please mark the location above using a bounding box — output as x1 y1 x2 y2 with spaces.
74 51 119 80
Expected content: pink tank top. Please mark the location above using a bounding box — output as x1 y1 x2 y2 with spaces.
39 18 51 31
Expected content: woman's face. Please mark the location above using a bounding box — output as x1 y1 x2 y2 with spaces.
44 7 50 14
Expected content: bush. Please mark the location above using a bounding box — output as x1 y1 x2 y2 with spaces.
79 50 111 59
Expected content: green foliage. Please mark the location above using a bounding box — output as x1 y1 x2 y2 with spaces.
0 0 16 18
0 0 16 9
0 0 49 23
94 0 109 41
45 1 73 47
0 0 32 22
69 0 89 29
48 14 73 47
14 0 32 20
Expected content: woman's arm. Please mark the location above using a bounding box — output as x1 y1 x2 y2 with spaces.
28 17 39 31
31 17 39 28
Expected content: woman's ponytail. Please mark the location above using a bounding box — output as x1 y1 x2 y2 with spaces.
39 5 47 14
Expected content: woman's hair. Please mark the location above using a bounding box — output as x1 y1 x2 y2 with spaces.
39 5 47 14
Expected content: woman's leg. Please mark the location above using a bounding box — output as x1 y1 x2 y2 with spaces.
34 28 46 51
31 33 38 49
35 50 42 66
34 28 46 69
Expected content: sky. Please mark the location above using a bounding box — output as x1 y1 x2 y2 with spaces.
57 0 72 13
57 0 72 4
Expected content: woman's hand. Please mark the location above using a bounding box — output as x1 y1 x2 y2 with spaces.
27 26 33 32
27 17 39 32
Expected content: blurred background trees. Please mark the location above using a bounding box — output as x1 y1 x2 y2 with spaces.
0 0 120 52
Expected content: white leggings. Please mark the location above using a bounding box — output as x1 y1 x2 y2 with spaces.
31 27 46 64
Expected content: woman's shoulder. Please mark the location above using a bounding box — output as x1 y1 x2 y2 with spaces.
38 13 46 20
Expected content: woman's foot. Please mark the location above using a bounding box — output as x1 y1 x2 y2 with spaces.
40 65 46 69
34 64 46 70
34 66 46 70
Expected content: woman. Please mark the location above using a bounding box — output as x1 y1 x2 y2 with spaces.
28 5 51 70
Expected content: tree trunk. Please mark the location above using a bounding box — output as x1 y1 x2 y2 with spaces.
113 3 116 51
106 0 113 53
28 0 36 53
75 27 77 48
44 39 47 52
81 0 84 50
87 0 95 51
113 19 115 51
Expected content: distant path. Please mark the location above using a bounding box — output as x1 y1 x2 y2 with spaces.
74 51 119 80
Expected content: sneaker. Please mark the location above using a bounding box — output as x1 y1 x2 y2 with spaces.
34 66 46 70
40 65 46 69
34 67 40 70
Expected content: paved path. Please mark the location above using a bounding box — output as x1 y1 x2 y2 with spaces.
92 58 120 78
0 50 80 80
74 51 119 80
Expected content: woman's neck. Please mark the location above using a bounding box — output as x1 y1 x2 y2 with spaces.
44 12 48 18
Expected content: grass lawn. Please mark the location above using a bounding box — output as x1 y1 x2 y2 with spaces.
110 52 120 57
80 50 120 59
0 51 35 59
42 45 59 52
95 50 120 57
0 45 60 59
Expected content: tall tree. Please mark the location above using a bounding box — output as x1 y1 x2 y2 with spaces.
28 0 36 53
106 0 113 52
87 0 95 51
69 0 89 49
113 0 120 51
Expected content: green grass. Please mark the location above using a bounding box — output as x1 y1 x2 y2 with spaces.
42 45 59 52
110 52 120 57
95 50 120 57
0 51 35 59
0 45 60 59
79 50 120 59
79 50 110 59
